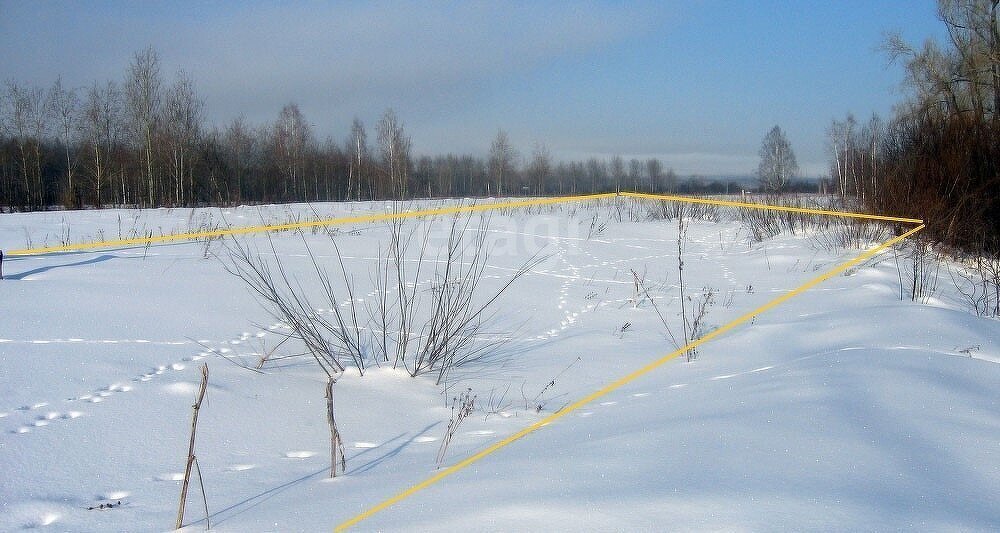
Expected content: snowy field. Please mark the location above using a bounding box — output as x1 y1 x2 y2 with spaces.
1 197 997 531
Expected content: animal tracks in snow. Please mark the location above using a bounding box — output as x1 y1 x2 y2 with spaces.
3 322 287 437
530 241 604 341
3 338 192 346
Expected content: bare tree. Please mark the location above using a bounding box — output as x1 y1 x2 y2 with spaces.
48 77 79 206
883 1 1000 121
488 129 516 196
872 1 1000 255
222 116 257 204
610 155 625 193
4 82 33 208
162 71 204 205
125 46 162 206
525 143 551 196
376 109 410 199
81 81 123 207
4 81 50 209
272 103 312 200
663 167 678 193
347 118 368 201
757 125 798 193
826 115 852 197
938 0 1000 120
645 158 662 193
628 158 643 191
586 157 607 193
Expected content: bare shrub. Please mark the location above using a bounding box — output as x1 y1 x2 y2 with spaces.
482 385 512 421
738 206 782 242
225 232 364 377
677 208 693 361
813 218 891 251
520 356 580 413
225 212 543 384
630 268 680 349
436 389 475 467
950 251 1000 317
903 237 941 303
687 286 718 347
394 214 545 384
645 199 678 221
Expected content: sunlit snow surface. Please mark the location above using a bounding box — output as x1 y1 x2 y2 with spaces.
1 199 997 531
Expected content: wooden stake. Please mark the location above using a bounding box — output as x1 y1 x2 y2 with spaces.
176 364 208 530
326 377 345 477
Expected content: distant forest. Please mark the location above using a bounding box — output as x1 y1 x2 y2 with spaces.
2 0 997 260
1 46 822 214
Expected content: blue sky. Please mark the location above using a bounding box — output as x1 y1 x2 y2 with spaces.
1 1 947 176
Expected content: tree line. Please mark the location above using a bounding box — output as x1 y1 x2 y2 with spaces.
829 0 999 256
3 46 797 212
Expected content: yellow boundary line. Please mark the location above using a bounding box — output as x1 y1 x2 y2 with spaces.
4 194 613 256
335 223 925 530
5 192 921 256
622 191 924 224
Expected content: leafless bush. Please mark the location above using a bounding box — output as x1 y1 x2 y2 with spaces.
813 218 891 251
677 209 693 361
225 232 365 378
225 212 543 385
630 268 680 350
738 206 782 242
436 388 475 467
645 199 678 221
482 385 512 421
686 286 717 354
900 237 941 303
404 215 545 384
731 196 834 243
521 356 580 413
686 201 720 222
585 214 607 240
950 251 1000 317
626 206 715 362
617 196 647 222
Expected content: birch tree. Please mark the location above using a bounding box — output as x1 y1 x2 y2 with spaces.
162 71 204 205
125 46 162 206
628 158 643 191
610 155 625 193
376 109 410 199
81 81 123 207
526 143 551 196
645 158 662 193
757 125 798 193
49 77 79 205
347 118 368 201
488 129 515 196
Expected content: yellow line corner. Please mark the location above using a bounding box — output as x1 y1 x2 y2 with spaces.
335 223 926 530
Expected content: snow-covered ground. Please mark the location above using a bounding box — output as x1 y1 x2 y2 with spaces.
1 198 997 531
